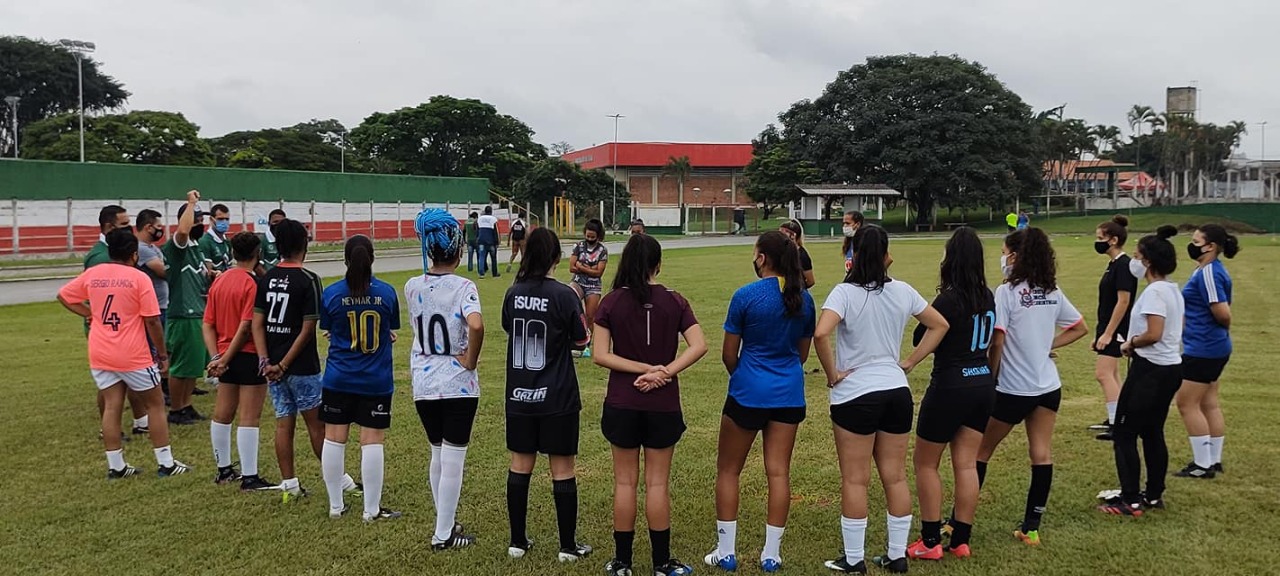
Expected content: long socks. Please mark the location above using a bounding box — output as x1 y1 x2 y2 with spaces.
106 449 125 470
1189 435 1212 468
428 444 442 506
237 426 259 477
761 524 784 563
1023 464 1053 533
716 519 737 558
840 516 867 564
507 471 532 547
552 477 579 550
210 421 232 468
1209 436 1224 466
321 439 345 511
432 445 467 542
1106 401 1118 425
614 530 635 565
153 445 174 468
650 528 671 567
361 444 385 518
886 514 911 560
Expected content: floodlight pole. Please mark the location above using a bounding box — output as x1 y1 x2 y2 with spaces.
608 114 624 228
59 39 96 163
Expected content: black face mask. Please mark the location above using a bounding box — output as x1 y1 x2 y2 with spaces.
752 258 762 278
151 228 165 242
1187 242 1204 261
1094 241 1110 255
189 224 205 241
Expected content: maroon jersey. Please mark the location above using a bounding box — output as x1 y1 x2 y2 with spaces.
594 284 698 412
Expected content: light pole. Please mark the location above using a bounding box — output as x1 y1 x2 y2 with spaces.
607 113 624 229
58 39 96 163
1260 121 1268 162
3 96 18 158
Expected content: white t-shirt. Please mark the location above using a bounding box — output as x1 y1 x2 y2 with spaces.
994 282 1083 396
1130 280 1184 366
405 273 482 400
822 280 928 404
477 214 498 231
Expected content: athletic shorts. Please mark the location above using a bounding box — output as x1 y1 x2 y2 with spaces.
416 397 480 446
165 318 208 379
92 367 160 392
506 411 579 456
916 385 995 443
991 389 1062 425
1094 331 1123 358
320 389 393 430
573 279 603 297
270 373 323 418
1181 355 1230 384
601 405 686 449
722 395 805 431
830 388 914 435
220 352 266 386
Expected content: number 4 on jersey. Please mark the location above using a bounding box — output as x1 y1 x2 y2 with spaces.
101 294 122 331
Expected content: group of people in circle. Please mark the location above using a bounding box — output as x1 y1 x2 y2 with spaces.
61 192 1238 575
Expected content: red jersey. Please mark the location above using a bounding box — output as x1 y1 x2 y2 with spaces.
203 267 259 355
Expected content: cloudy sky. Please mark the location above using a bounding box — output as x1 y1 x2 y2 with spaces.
6 0 1277 157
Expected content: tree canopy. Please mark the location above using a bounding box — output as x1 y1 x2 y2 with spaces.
742 125 820 220
208 120 347 171
511 158 628 226
22 110 214 166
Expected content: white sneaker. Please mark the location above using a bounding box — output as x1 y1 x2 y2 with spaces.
509 538 534 559
329 504 348 519
341 474 362 494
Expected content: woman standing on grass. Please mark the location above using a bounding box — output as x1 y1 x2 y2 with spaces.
976 228 1088 546
1174 224 1239 479
705 231 815 574
779 219 816 289
569 218 609 358
502 226 594 563
814 225 949 574
594 234 708 576
1098 226 1184 516
406 209 484 550
1090 215 1138 441
905 226 996 562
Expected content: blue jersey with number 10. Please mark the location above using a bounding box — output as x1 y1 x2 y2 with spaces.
320 277 400 396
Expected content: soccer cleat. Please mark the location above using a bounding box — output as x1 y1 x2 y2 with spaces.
1088 420 1111 431
158 460 191 478
329 504 349 519
281 485 308 503
363 507 402 522
1095 430 1114 441
761 558 782 572
107 464 141 480
654 558 693 576
1013 529 1040 546
240 475 278 492
870 555 908 574
704 550 738 571
1212 462 1224 474
431 530 476 551
131 425 149 436
824 556 867 573
1173 463 1216 479
508 538 534 559
341 475 363 495
907 539 943 560
571 350 583 358
1097 497 1143 517
558 542 593 562
604 558 633 576
213 465 241 485
184 406 208 421
948 544 971 558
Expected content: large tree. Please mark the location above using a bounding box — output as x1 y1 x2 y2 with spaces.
348 95 546 190
776 54 1042 223
511 158 629 226
742 125 820 220
208 121 346 171
22 110 214 166
0 36 130 157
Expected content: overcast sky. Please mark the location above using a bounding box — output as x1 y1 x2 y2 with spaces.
6 0 1278 158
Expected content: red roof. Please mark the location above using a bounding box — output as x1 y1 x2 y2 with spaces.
562 142 753 170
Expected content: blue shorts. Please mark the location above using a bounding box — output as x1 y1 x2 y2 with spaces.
270 373 323 418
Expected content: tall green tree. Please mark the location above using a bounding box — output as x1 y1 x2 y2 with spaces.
22 110 214 166
776 54 1042 223
208 125 344 171
662 155 692 206
348 95 546 190
742 125 820 220
0 36 130 157
511 158 628 226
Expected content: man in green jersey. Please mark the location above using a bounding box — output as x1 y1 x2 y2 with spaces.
255 209 287 275
200 203 233 275
164 190 211 425
86 205 149 438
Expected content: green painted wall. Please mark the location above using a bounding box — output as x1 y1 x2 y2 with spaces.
0 160 490 203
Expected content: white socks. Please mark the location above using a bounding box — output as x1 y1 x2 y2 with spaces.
1105 402 1118 425
762 524 785 563
238 427 260 477
154 445 174 468
362 444 385 518
716 520 737 558
1210 436 1224 464
429 444 442 507
887 513 912 560
1189 435 1212 468
210 422 232 468
433 444 468 542
134 415 149 429
322 439 346 511
841 516 867 565
106 449 125 471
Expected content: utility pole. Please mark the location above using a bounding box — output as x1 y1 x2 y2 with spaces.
58 39 96 162
607 114 624 229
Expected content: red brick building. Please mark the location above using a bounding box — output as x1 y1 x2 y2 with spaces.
561 142 754 206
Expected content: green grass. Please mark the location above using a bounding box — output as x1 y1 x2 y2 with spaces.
2 237 1278 576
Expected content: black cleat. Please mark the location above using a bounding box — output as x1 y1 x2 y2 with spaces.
1211 462 1224 474
508 538 534 559
107 464 141 480
654 558 694 576
213 465 241 485
1095 430 1114 441
871 555 908 573
363 507 403 522
1140 495 1165 510
1097 497 1143 517
158 460 191 477
824 556 867 573
192 386 209 395
431 529 476 551
603 559 632 576
1088 419 1111 431
1173 462 1216 479
131 425 150 436
240 475 278 491
557 542 593 562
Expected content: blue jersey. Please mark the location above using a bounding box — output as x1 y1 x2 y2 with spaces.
1182 260 1232 358
319 277 401 395
723 277 816 409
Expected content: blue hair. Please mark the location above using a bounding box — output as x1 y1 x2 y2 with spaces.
414 208 464 272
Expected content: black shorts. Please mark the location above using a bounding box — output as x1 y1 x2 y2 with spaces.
320 389 393 430
1094 332 1123 358
916 385 996 443
830 388 914 435
1181 355 1230 384
722 396 805 431
991 389 1062 425
601 405 686 449
415 398 479 446
221 352 266 386
506 411 579 456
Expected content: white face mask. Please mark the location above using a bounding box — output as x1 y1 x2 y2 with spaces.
1129 257 1147 280
1000 254 1011 279
842 225 856 238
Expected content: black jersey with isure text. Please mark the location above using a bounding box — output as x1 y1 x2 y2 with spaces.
253 263 323 376
1096 254 1138 338
914 288 996 388
501 278 590 416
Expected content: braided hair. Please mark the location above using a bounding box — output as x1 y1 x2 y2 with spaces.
414 208 465 272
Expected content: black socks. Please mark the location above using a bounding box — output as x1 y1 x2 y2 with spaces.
976 460 988 488
1023 464 1053 533
949 521 973 549
506 470 532 547
650 528 671 567
921 520 942 548
552 477 578 550
614 530 635 565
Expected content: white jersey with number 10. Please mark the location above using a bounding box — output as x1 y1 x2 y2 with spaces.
405 273 482 400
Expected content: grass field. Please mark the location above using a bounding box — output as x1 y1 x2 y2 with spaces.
2 235 1277 576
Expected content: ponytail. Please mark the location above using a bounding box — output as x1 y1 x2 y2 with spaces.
756 231 805 316
1198 224 1240 259
846 224 891 291
344 235 375 297
611 233 662 303
414 208 464 272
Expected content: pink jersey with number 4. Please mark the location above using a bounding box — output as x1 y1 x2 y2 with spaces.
59 262 161 372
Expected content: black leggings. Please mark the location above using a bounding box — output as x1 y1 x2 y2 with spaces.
1112 356 1182 502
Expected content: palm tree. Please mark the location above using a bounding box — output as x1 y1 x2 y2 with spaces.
663 155 693 206
1090 124 1122 156
1126 105 1161 173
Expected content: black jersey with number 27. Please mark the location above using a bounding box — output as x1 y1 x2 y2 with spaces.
253 264 323 376
501 278 590 416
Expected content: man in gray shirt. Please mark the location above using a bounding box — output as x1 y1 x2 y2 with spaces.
135 209 170 403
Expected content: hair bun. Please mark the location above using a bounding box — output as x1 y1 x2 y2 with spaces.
1156 225 1177 239
1111 215 1129 227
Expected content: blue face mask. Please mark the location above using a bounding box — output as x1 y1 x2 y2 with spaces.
213 220 230 234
